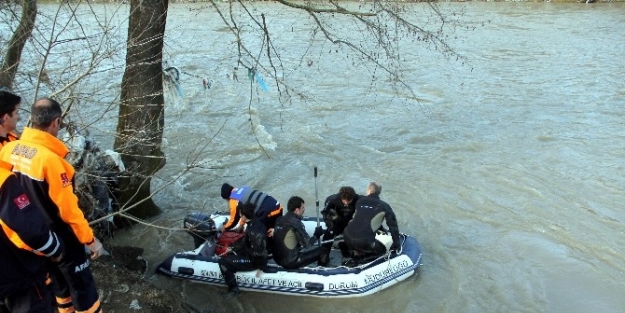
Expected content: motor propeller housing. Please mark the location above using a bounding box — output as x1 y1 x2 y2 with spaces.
183 213 217 248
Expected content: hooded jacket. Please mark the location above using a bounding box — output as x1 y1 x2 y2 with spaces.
0 127 95 248
0 160 64 297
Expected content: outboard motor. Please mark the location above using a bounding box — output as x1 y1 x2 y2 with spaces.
184 213 217 248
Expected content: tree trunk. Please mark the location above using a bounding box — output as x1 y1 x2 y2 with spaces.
0 0 37 88
114 0 169 219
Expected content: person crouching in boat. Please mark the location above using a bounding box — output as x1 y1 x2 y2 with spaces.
321 186 361 256
218 202 268 296
220 183 283 253
273 196 329 269
343 182 401 265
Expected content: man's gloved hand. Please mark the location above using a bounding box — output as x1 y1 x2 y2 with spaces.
313 226 324 239
86 237 104 260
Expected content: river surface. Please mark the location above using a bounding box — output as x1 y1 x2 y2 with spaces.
15 2 625 313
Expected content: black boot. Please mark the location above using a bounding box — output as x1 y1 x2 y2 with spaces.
317 247 330 267
219 284 241 297
220 270 241 297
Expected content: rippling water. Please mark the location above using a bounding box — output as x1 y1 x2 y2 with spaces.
23 2 625 312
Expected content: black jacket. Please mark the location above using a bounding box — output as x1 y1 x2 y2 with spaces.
272 212 316 266
0 167 64 297
322 193 360 230
343 194 400 246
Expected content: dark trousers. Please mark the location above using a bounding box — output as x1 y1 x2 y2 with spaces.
218 256 258 290
49 249 100 313
279 246 328 269
1 281 55 313
344 236 387 257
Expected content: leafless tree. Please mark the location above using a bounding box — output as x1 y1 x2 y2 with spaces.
0 0 36 88
1 0 471 224
114 0 169 219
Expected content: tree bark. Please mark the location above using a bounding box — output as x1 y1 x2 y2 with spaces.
115 0 169 219
0 0 37 88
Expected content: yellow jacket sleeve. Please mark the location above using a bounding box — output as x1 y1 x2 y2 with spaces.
222 199 241 230
46 155 94 244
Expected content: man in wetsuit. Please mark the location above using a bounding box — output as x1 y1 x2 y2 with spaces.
321 186 361 253
218 203 268 296
0 89 21 149
273 196 328 269
343 182 401 262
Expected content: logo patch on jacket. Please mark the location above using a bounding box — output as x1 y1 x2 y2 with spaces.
60 173 71 187
14 194 30 209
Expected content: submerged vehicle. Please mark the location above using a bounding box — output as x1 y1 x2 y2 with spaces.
156 212 422 298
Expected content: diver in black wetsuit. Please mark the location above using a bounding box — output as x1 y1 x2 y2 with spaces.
321 186 361 254
272 196 328 269
343 182 401 262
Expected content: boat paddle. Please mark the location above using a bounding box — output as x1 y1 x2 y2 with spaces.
314 166 321 246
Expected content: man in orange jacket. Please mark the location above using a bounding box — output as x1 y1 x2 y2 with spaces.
0 159 65 313
0 89 21 149
220 183 283 232
0 98 104 313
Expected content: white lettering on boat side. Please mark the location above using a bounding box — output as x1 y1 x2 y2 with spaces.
235 275 303 288
329 281 359 290
364 260 410 285
200 270 222 279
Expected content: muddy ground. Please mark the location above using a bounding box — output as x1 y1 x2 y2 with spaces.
91 245 202 313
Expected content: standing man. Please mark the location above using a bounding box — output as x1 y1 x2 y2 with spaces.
273 196 328 269
0 98 104 313
0 89 21 149
218 203 268 296
343 182 401 263
0 159 65 313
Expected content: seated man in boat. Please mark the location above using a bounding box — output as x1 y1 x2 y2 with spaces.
218 203 268 296
273 196 329 269
320 186 361 253
220 183 283 232
343 182 401 264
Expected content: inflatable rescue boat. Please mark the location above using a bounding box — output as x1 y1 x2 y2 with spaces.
156 213 422 298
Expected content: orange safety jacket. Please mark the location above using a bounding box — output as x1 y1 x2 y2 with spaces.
0 127 95 246
0 131 19 150
0 160 64 297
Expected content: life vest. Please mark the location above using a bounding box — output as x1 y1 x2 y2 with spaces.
230 186 268 211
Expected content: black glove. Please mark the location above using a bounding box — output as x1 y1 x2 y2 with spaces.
313 226 324 239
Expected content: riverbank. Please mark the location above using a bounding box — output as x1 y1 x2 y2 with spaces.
90 245 187 312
